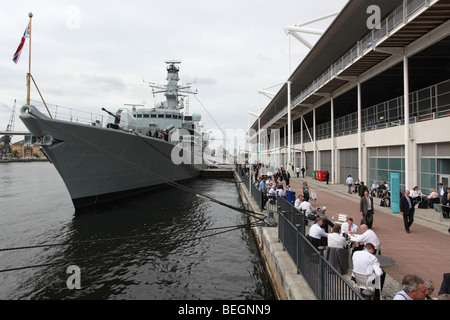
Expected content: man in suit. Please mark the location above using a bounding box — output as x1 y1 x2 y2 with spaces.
438 273 450 295
360 190 374 229
400 190 415 233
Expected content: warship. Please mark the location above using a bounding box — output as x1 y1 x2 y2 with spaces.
20 61 209 209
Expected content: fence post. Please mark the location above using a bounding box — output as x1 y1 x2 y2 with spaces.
296 224 301 273
318 246 326 300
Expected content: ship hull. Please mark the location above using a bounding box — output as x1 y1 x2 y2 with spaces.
20 105 204 210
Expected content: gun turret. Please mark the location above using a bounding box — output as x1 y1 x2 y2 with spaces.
102 108 120 124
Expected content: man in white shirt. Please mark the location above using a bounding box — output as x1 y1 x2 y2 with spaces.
409 188 418 198
268 186 277 196
346 175 354 194
352 243 385 300
308 218 328 248
294 195 303 209
350 224 381 253
299 200 315 214
341 217 359 235
327 225 347 249
393 274 427 300
371 181 379 197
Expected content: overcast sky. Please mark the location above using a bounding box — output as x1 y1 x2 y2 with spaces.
0 0 348 141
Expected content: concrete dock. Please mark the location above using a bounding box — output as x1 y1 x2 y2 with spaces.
234 168 450 300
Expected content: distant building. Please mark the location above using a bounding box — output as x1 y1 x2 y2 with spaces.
0 139 45 160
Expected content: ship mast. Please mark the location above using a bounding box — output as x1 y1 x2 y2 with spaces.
144 60 197 110
26 12 33 105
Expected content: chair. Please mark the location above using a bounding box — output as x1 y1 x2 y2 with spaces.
375 243 381 255
331 214 348 225
433 203 443 221
285 190 295 204
353 271 381 300
324 247 349 274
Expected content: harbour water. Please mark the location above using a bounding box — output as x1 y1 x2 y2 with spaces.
0 162 274 300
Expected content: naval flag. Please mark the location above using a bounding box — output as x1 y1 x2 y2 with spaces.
12 23 30 64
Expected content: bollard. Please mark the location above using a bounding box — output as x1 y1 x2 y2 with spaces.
265 210 277 227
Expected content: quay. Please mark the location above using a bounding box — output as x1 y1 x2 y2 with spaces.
0 158 48 163
234 167 450 300
200 166 234 178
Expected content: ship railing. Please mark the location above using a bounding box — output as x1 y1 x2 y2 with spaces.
30 100 106 127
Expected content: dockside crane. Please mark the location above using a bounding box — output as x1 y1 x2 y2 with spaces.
1 100 16 159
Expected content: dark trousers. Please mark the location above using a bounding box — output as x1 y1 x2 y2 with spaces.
362 210 374 229
403 212 414 232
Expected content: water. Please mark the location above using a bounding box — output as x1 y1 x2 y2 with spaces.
0 162 274 300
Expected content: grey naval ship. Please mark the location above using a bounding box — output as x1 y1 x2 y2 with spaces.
20 61 208 210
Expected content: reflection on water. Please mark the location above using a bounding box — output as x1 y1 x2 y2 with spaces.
0 162 274 300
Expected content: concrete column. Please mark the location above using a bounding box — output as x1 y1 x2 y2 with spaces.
313 108 317 170
331 97 335 184
301 115 304 169
358 82 362 181
404 53 410 191
287 81 292 168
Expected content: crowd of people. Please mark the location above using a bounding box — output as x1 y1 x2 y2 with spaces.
239 163 449 299
145 128 170 141
345 175 450 224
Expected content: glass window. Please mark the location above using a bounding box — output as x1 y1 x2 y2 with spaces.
378 170 389 183
421 173 436 194
437 159 450 174
421 158 436 174
379 158 389 170
390 158 402 171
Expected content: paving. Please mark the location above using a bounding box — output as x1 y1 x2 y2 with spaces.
279 174 450 299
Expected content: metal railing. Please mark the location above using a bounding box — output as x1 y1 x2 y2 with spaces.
30 99 106 126
292 79 450 143
259 0 436 136
235 165 363 300
278 210 363 300
292 0 432 107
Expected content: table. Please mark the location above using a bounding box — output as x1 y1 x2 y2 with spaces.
375 254 396 267
375 254 401 291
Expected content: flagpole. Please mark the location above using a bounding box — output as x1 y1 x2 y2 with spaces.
26 12 33 105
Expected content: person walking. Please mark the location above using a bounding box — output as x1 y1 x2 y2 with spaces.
346 175 354 194
301 167 305 178
302 181 310 202
400 189 415 233
296 166 300 178
358 181 369 198
284 170 290 186
360 190 374 229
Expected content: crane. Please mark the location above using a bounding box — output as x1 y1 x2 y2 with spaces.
1 100 16 159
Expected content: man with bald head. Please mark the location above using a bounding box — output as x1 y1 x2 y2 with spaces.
400 190 415 233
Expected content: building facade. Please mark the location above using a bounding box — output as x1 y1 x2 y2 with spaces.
248 0 450 193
